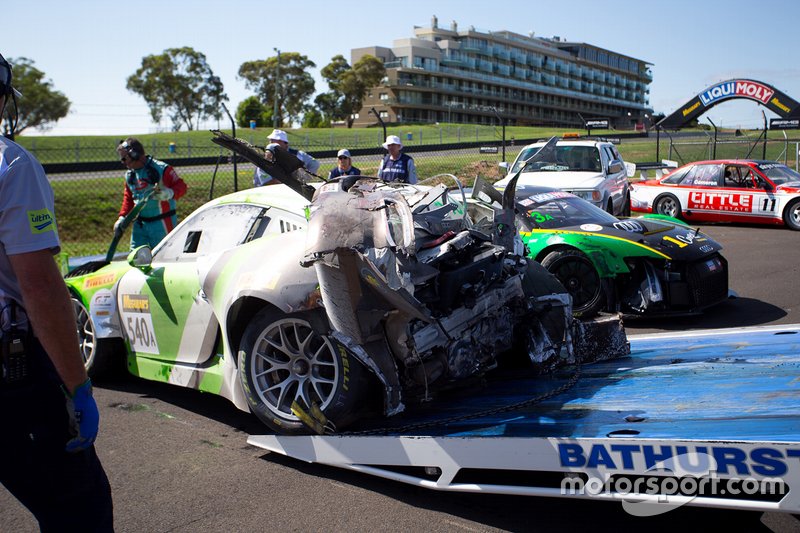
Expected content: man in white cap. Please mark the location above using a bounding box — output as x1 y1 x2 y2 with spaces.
377 135 417 184
328 149 361 179
254 129 320 186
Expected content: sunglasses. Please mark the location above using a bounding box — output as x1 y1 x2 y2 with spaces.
120 155 130 162
338 156 349 160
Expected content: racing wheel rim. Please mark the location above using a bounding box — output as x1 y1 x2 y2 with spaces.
655 195 679 217
548 255 602 313
72 298 97 366
248 317 340 420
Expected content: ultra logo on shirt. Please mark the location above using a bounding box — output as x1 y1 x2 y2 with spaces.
28 208 55 234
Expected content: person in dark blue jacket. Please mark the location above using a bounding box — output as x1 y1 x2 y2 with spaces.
328 149 361 179
377 135 417 184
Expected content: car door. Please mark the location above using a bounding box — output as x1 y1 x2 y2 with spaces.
718 164 772 222
680 163 736 221
116 203 270 365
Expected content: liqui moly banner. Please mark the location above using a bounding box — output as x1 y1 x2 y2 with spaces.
659 79 800 129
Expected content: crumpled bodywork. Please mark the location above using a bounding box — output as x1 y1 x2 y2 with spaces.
210 131 630 427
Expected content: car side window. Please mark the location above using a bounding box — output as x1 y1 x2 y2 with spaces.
686 164 721 187
661 167 690 184
739 167 759 188
154 204 267 262
249 209 307 240
602 146 616 167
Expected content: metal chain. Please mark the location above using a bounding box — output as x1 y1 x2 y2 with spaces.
340 364 583 436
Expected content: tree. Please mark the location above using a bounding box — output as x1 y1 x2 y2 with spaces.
317 54 385 128
301 107 326 128
235 96 272 129
1 57 70 137
126 47 227 131
238 52 315 127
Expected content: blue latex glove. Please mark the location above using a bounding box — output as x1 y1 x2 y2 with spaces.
63 378 100 452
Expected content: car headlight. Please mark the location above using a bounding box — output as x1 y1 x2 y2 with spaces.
571 190 602 202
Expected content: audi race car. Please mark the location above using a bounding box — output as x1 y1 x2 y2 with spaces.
484 182 730 318
630 159 800 230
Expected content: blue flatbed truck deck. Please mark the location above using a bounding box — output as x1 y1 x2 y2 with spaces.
249 324 800 513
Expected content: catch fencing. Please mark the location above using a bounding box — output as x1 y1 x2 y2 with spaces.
45 136 528 259
662 132 800 169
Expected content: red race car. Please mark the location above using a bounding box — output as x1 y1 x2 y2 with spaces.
630 159 800 230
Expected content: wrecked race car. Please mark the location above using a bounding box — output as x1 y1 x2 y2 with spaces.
65 132 628 437
212 132 628 434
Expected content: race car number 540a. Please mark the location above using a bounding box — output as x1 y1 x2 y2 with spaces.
120 294 160 355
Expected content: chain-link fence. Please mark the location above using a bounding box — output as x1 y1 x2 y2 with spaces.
48 138 528 259
663 133 800 169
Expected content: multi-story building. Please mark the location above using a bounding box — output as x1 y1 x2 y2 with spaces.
351 16 652 129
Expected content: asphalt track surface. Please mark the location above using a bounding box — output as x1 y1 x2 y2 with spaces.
2 222 799 532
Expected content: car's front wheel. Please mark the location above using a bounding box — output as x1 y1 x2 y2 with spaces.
541 249 605 318
783 199 800 230
654 193 682 218
238 308 370 435
72 297 123 379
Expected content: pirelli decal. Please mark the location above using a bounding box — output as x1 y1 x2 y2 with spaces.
122 294 151 313
83 273 117 289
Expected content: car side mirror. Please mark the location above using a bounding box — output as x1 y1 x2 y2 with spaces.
499 162 510 174
128 245 153 271
608 161 624 174
759 178 773 191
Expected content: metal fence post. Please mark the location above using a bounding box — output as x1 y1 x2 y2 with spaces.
75 139 80 163
187 138 192 158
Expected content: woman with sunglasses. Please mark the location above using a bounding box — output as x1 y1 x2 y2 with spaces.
328 149 361 179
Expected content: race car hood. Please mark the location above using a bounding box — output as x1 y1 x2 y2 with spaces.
510 171 606 191
777 181 800 193
562 217 723 260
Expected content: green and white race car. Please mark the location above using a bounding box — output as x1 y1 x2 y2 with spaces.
66 184 318 422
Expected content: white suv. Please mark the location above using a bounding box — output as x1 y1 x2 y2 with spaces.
496 139 632 216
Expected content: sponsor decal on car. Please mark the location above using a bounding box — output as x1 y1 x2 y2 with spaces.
527 191 573 203
83 272 117 289
613 220 644 233
688 191 752 212
120 294 160 355
580 224 603 232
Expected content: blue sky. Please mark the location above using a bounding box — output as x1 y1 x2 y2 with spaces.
6 0 800 135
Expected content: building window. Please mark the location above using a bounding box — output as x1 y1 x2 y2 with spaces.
380 93 389 101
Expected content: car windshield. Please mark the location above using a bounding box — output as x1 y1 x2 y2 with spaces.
511 145 602 174
516 189 618 229
756 162 800 185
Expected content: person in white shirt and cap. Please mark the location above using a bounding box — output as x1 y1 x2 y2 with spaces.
254 129 320 186
328 149 361 179
377 134 417 184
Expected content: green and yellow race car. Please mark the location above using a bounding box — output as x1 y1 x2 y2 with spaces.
504 184 730 318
